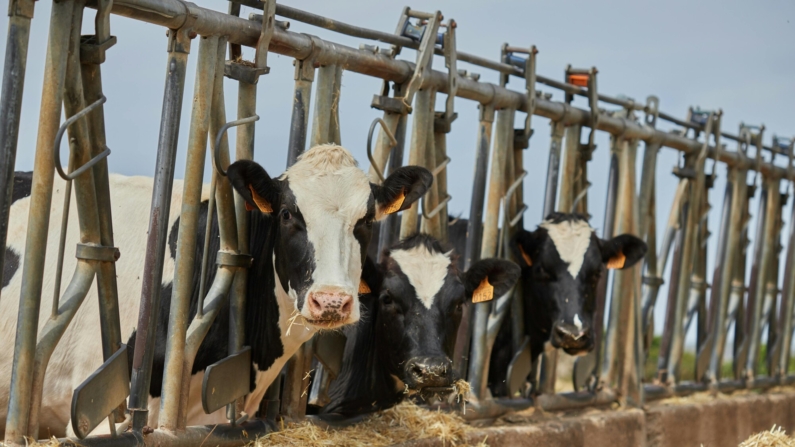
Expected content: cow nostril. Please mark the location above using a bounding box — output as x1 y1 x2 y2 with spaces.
340 296 353 315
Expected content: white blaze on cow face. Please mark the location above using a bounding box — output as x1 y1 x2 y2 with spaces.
540 218 594 279
389 245 451 310
281 145 371 325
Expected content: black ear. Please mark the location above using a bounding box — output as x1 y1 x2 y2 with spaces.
599 234 647 270
227 160 280 214
510 229 543 267
371 166 433 220
464 258 521 303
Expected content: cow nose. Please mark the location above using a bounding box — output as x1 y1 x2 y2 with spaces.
404 357 453 388
307 291 353 322
553 322 591 344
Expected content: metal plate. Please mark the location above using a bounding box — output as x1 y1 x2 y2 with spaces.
506 337 532 398
573 351 597 392
71 344 130 439
202 346 251 414
314 331 346 379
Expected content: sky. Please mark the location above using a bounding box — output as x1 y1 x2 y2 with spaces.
2 0 794 353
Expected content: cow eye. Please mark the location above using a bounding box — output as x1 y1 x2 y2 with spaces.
535 267 551 281
280 209 291 221
380 292 393 305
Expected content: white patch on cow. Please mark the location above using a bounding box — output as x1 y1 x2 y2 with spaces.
573 314 583 331
389 245 451 310
282 144 370 323
540 218 593 279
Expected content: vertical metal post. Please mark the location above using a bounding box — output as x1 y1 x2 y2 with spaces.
452 103 494 379
4 2 74 443
558 125 582 212
159 34 219 432
777 177 795 377
0 0 35 298
286 59 314 166
543 122 565 217
309 64 342 148
400 88 434 239
468 107 513 400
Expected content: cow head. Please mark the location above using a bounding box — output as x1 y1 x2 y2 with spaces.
227 144 432 330
511 213 646 355
373 235 520 391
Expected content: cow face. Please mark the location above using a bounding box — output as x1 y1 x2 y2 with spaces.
374 235 520 391
511 213 647 355
228 145 431 330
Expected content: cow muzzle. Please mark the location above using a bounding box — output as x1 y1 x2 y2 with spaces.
404 356 454 389
551 321 593 356
305 290 354 328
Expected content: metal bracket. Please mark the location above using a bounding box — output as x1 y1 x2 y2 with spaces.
372 8 442 115
503 44 538 150
202 347 252 415
213 115 260 176
216 251 254 268
71 345 130 439
79 0 116 64
166 3 198 55
224 0 275 83
645 95 660 129
433 19 458 134
54 95 112 181
76 244 120 262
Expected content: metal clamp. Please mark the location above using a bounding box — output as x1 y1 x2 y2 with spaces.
76 244 120 262
366 117 398 183
645 95 660 128
566 66 599 154
213 115 260 176
225 0 275 83
421 157 452 219
434 19 458 134
502 44 538 150
54 95 111 181
216 251 254 268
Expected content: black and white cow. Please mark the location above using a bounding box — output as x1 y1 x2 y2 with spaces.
321 234 520 417
487 212 647 395
0 144 431 436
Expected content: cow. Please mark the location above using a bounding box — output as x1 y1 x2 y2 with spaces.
320 234 520 417
429 213 646 396
0 144 432 437
487 212 647 396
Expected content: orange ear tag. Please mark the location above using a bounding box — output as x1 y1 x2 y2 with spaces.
248 185 273 213
518 245 532 266
606 252 626 270
381 190 406 215
358 279 371 294
472 277 494 303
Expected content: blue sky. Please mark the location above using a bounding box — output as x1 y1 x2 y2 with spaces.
3 0 794 350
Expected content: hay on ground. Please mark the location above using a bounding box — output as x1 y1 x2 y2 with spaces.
739 425 795 447
253 402 480 447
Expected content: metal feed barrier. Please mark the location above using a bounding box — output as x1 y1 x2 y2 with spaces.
0 0 793 445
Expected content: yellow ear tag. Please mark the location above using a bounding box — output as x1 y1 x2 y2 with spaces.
518 245 532 266
381 190 405 215
606 252 626 270
358 279 371 294
472 277 494 303
248 185 273 213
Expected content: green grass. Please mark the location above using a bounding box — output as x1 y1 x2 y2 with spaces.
643 336 795 382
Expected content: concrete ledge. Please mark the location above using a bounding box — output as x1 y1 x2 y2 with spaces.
400 390 795 446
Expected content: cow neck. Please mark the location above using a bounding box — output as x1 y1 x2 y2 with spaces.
324 295 402 415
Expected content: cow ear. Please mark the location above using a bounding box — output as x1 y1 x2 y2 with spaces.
599 234 647 270
359 255 383 296
464 258 521 303
371 166 433 220
227 160 280 214
510 229 543 267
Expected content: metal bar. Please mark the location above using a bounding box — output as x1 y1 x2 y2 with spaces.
100 1 793 179
309 64 342 147
286 59 313 166
557 125 582 213
128 22 191 433
159 34 219 431
0 0 35 300
469 107 513 400
366 117 398 183
213 115 259 176
777 176 795 376
400 88 434 239
375 110 409 256
4 2 74 442
452 103 494 380
543 122 565 217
